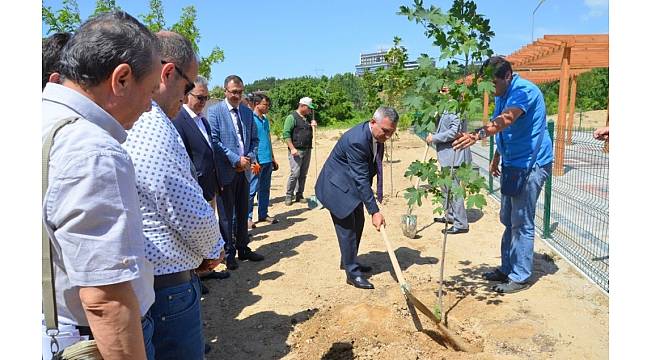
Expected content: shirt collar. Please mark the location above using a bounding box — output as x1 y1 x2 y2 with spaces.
42 82 128 143
225 100 238 112
183 104 199 119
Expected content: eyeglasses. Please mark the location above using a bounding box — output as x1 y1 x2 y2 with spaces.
161 60 195 95
225 88 243 96
189 93 210 102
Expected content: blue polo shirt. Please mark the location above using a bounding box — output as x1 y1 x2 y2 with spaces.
494 73 554 168
253 113 273 164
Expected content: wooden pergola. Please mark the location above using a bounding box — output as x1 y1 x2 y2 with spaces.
483 34 609 175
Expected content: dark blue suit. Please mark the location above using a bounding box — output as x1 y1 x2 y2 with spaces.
206 100 259 259
172 107 219 202
315 122 381 276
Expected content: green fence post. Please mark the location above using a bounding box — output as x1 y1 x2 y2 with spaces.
543 121 555 238
488 135 494 194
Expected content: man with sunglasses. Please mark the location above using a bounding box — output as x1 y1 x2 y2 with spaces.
123 31 224 359
173 75 231 285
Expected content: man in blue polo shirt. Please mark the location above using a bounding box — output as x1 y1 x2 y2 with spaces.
453 56 553 293
248 93 279 228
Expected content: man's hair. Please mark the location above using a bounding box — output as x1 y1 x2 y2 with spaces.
59 11 160 88
157 31 197 72
42 32 71 89
250 92 271 107
373 106 399 124
194 74 208 88
224 75 243 88
479 56 512 79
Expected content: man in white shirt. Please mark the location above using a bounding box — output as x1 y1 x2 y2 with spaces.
122 31 224 360
42 11 160 359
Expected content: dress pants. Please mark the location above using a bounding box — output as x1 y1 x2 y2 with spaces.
330 203 365 277
441 168 469 229
217 172 250 260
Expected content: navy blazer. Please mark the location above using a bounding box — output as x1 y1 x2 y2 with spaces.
172 107 220 201
206 100 259 186
315 122 380 219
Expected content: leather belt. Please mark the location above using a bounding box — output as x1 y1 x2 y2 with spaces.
154 270 193 290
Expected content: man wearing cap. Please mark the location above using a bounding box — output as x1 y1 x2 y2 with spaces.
282 97 317 205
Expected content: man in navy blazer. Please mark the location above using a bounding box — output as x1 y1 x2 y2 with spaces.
206 75 263 270
173 75 220 203
315 106 399 289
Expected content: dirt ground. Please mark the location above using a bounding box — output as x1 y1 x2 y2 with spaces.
201 127 609 360
547 109 608 130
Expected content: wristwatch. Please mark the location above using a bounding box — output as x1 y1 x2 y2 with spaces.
474 127 487 140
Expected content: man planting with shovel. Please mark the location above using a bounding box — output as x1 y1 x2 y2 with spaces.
316 106 398 289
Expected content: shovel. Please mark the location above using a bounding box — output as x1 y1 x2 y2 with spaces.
307 112 323 210
379 226 476 352
401 143 430 238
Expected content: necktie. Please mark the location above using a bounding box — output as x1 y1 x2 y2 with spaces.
232 108 244 141
376 142 384 203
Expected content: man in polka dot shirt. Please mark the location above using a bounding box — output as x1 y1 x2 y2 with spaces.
122 31 224 360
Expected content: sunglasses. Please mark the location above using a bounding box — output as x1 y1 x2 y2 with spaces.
161 60 195 95
189 93 210 102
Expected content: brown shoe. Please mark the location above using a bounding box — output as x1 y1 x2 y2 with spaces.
248 219 256 229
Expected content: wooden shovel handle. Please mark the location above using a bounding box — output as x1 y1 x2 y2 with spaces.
379 226 409 288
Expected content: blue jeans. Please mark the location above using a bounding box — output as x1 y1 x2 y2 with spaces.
141 309 155 359
248 162 273 220
499 163 551 283
149 273 204 360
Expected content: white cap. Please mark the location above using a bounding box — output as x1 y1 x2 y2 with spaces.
299 97 316 109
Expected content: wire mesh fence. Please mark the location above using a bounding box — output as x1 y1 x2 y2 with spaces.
470 121 609 292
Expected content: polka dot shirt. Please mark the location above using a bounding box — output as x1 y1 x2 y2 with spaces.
123 101 224 275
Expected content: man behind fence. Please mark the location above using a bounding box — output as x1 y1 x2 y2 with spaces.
453 56 554 294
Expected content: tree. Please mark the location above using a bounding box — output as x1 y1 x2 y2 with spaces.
42 0 225 81
381 36 414 109
140 0 165 33
399 0 493 214
42 0 81 34
93 0 120 15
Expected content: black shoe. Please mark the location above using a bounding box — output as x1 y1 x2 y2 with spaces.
201 282 210 295
295 195 308 204
492 280 530 293
441 227 469 234
238 248 265 262
482 269 508 282
433 217 454 225
346 275 374 289
226 258 239 270
201 270 230 280
339 264 372 273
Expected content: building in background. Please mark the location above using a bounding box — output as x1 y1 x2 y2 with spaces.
355 49 429 76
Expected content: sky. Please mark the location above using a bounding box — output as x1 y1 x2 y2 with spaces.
42 0 609 89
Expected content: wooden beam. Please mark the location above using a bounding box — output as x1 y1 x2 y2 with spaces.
553 46 572 176
566 75 578 144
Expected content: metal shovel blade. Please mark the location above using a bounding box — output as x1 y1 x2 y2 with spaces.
401 214 418 238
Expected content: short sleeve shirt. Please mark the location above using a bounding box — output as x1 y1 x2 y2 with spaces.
494 74 554 168
42 83 155 326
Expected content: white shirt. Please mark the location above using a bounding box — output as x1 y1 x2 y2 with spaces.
369 123 377 160
183 104 211 148
123 101 224 276
42 83 154 325
224 100 245 156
